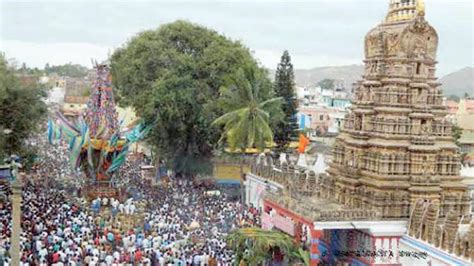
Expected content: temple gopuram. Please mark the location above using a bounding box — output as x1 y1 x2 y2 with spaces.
326 0 470 218
245 1 473 265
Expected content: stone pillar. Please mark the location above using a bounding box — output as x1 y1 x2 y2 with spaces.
10 179 22 265
310 229 323 266
372 235 401 265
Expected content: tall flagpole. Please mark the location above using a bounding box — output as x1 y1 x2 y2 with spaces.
10 177 22 265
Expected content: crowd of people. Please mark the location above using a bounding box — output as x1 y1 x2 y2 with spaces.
28 131 83 190
0 133 261 265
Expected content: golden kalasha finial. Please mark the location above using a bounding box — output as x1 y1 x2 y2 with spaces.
417 0 425 16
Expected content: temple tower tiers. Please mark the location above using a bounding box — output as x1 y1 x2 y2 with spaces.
325 0 470 218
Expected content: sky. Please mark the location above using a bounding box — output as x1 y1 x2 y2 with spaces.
0 0 472 75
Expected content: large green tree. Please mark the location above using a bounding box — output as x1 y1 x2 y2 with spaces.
110 20 269 177
213 65 282 151
273 50 298 151
0 54 47 161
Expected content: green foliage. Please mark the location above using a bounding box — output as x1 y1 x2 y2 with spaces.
45 63 89 77
461 152 468 165
110 20 267 176
0 54 47 162
273 50 299 151
213 64 282 152
82 89 91 97
452 124 463 146
15 62 44 76
447 94 460 102
227 228 298 265
292 248 311 266
318 78 335 90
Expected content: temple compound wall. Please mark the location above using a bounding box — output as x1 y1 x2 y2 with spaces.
247 152 474 265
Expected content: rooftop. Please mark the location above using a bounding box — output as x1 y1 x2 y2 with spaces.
459 131 474 145
264 189 379 222
456 114 474 131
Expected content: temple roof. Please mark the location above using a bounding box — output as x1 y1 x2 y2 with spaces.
264 191 380 222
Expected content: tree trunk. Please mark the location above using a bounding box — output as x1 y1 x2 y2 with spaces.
154 154 160 181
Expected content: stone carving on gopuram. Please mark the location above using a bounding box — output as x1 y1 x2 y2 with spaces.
325 0 471 219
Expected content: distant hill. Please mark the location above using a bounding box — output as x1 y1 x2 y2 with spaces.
272 65 473 95
439 67 474 97
270 65 364 89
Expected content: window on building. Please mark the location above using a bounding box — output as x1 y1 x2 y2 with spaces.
320 115 324 121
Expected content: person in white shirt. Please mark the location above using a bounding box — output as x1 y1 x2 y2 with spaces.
89 255 99 265
105 254 114 265
113 250 120 261
111 199 119 209
102 197 108 207
38 247 48 261
201 253 209 266
124 204 130 215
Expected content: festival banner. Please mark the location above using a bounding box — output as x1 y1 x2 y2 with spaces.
261 212 274 230
272 214 295 236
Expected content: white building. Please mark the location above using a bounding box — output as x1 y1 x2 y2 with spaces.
461 165 474 213
244 172 283 211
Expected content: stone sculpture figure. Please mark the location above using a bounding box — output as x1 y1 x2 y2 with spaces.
408 199 425 237
441 211 461 252
420 202 439 243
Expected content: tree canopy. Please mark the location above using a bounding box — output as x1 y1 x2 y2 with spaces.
110 20 273 176
273 50 298 151
44 63 89 77
317 78 335 90
0 54 47 162
447 94 460 102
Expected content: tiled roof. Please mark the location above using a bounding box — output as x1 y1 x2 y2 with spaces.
64 95 88 104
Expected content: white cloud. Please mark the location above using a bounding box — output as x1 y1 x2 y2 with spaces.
0 40 112 68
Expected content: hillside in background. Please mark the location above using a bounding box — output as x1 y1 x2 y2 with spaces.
439 67 474 97
270 65 364 89
273 65 473 96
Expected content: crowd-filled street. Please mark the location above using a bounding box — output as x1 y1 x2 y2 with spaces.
0 132 261 265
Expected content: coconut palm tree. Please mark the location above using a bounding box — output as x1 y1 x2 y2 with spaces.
292 248 311 266
227 227 300 265
213 65 283 152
